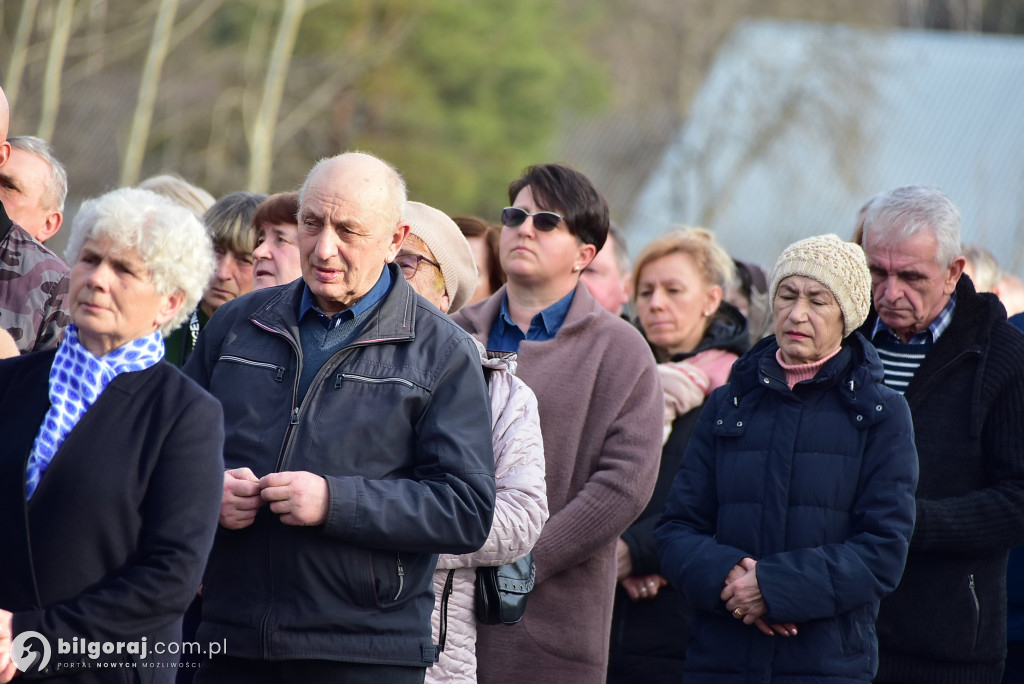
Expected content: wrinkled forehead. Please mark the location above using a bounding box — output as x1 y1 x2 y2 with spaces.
777 274 834 298
301 167 396 227
864 228 942 267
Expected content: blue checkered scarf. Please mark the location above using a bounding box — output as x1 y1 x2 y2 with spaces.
25 324 165 500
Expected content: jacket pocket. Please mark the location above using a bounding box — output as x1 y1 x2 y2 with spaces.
370 551 405 609
370 550 432 610
219 355 286 381
335 372 416 389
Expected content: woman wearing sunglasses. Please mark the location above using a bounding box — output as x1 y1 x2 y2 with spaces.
452 163 663 683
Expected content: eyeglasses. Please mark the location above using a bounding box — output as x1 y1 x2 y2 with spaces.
500 206 564 232
395 252 441 280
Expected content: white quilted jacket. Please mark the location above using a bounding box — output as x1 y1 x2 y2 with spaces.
427 346 548 683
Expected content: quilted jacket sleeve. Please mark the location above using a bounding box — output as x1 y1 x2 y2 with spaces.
437 370 548 569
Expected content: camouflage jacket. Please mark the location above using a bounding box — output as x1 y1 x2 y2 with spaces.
0 201 71 354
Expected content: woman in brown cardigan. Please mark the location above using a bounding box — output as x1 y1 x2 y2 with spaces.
452 163 663 683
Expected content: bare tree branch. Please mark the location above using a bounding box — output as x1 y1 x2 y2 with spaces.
247 0 306 192
5 0 40 110
120 0 181 187
37 0 76 142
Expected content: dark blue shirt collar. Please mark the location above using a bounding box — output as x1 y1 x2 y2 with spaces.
299 265 392 329
488 288 575 352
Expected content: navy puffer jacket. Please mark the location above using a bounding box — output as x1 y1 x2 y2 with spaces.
655 333 918 683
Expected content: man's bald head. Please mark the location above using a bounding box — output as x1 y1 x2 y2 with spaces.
296 151 410 314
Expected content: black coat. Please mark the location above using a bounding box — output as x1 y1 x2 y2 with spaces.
608 303 748 684
0 351 225 683
863 277 1024 684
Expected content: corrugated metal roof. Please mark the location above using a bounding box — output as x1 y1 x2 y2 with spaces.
627 19 1024 275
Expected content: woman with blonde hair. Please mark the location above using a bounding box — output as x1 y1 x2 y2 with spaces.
608 227 749 683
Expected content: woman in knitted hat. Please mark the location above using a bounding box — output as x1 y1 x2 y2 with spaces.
400 200 548 684
655 233 920 683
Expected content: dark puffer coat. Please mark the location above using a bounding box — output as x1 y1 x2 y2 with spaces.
608 301 749 684
655 333 918 683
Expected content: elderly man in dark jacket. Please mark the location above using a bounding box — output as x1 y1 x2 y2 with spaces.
185 152 496 684
859 186 1024 684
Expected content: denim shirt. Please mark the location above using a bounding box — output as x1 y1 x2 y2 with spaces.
487 289 575 352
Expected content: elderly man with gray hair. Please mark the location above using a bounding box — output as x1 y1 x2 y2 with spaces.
858 185 1024 684
0 84 69 354
185 153 496 684
0 135 67 243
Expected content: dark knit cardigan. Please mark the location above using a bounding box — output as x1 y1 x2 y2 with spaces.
860 275 1024 684
453 283 663 683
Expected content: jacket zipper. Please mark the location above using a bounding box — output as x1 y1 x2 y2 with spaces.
393 553 405 601
968 574 980 649
338 373 415 389
246 311 415 654
247 319 303 659
219 355 285 381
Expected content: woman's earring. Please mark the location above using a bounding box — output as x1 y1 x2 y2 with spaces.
573 266 580 273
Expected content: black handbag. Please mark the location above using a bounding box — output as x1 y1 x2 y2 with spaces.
474 551 536 625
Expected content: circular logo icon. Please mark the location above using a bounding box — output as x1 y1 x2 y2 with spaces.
11 631 51 673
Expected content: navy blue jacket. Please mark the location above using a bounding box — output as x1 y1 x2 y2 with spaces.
655 333 918 683
184 267 496 667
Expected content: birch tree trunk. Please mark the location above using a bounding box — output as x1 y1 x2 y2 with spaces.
37 0 75 142
247 0 306 194
120 0 180 187
5 0 40 111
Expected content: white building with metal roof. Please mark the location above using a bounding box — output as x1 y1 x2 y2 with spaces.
627 19 1024 275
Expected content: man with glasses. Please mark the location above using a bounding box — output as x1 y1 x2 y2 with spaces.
184 152 496 684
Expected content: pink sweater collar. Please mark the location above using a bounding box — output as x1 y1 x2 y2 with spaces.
775 346 842 389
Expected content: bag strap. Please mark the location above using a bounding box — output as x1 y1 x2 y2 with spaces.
438 569 455 651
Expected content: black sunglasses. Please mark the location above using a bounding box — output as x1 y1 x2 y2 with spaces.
500 206 564 232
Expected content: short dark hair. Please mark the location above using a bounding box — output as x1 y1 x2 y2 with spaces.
253 192 299 231
508 163 609 252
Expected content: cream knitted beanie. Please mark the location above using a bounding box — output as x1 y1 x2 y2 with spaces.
403 201 478 314
769 234 871 338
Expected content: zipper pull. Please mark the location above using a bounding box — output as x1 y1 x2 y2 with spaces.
290 407 299 425
275 367 285 382
393 554 405 601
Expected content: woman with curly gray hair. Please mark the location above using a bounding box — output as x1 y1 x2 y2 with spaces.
0 187 226 683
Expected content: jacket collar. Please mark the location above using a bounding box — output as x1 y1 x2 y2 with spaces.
857 275 996 404
250 262 418 346
858 274 998 354
456 280 605 345
729 332 892 427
